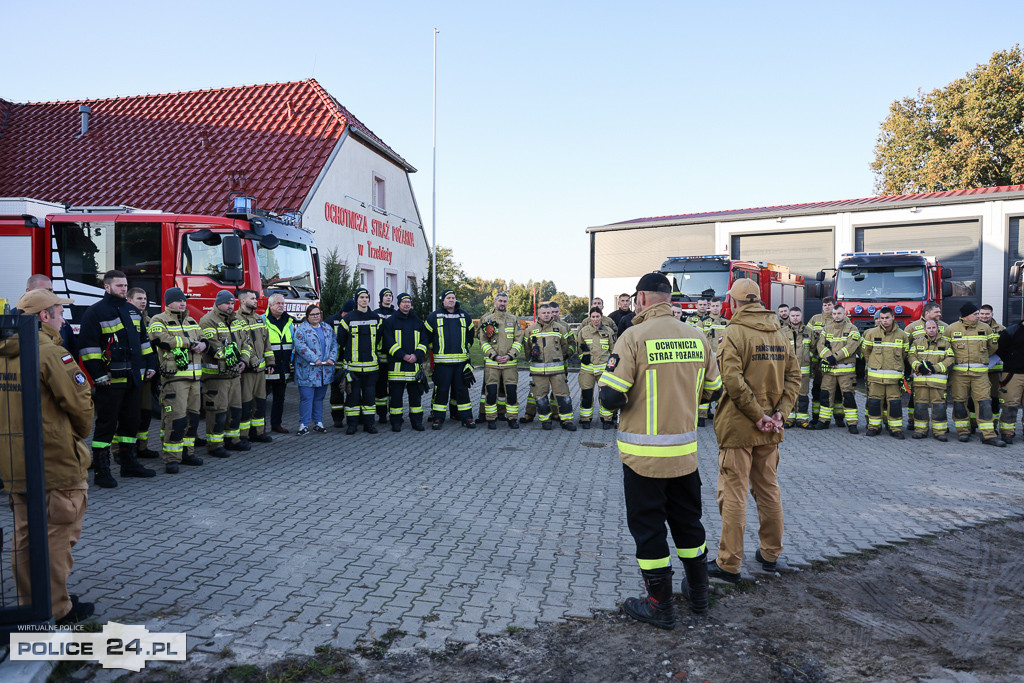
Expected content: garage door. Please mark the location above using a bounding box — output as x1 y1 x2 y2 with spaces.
856 221 980 323
731 230 834 316
593 223 716 278
1006 217 1023 325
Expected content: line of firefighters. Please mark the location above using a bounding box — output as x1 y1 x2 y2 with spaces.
728 296 1022 446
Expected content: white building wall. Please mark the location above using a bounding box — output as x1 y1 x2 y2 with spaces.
303 136 428 301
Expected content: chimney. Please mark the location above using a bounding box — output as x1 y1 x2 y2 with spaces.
77 105 92 137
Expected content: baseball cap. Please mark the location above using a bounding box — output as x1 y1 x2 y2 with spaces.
727 278 760 303
633 272 672 295
16 289 73 315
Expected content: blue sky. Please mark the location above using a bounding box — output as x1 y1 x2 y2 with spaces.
5 1 1023 295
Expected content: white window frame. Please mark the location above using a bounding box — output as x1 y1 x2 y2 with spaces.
372 173 386 212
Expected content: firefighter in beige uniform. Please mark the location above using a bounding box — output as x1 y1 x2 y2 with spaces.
814 304 861 433
996 321 1024 442
904 302 946 430
708 278 800 585
523 302 577 431
861 306 910 438
576 306 616 429
147 287 206 472
978 304 1004 426
477 292 524 429
237 289 276 444
782 307 812 428
945 303 1003 446
599 273 722 627
698 298 727 426
199 290 254 456
806 297 835 424
908 319 954 441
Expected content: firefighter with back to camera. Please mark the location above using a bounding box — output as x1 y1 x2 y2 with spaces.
599 272 722 627
147 287 207 473
79 269 157 487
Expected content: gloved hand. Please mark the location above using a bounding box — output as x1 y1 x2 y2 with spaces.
581 354 591 365
463 362 476 387
415 367 430 393
530 344 541 363
172 347 191 370
820 354 835 367
919 361 933 375
580 341 590 353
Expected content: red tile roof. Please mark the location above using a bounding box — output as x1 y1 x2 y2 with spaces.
0 79 413 215
604 184 1024 227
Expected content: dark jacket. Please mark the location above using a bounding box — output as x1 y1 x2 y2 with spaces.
383 309 428 381
78 292 154 385
997 323 1024 373
424 304 474 364
266 311 295 380
338 308 382 373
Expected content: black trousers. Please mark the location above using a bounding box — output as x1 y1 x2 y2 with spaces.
345 371 378 423
266 378 288 429
623 464 705 564
375 362 390 415
389 380 423 425
431 363 470 422
92 383 142 450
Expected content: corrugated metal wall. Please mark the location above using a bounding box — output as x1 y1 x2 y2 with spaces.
593 223 715 277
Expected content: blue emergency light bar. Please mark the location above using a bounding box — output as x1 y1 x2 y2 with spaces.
840 250 925 257
664 254 731 261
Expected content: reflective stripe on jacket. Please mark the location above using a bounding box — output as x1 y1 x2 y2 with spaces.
862 324 909 384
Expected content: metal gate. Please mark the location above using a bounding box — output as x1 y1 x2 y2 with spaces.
731 229 834 316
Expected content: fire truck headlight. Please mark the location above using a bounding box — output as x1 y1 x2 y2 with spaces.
895 305 904 314
868 306 876 314
854 306 863 314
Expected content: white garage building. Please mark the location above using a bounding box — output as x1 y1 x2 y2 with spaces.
588 185 1024 323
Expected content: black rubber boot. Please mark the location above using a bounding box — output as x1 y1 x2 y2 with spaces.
346 418 359 435
508 418 519 430
622 567 675 629
681 554 709 615
561 420 578 432
92 448 118 489
250 427 273 443
119 445 156 479
363 416 379 434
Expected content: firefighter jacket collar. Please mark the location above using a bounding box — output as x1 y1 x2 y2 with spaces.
727 302 782 333
213 306 237 323
163 307 190 322
630 301 673 326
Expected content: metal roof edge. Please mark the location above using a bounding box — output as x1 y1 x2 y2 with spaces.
586 188 1024 232
348 127 417 173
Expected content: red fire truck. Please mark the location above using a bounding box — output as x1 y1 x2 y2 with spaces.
812 251 952 332
0 198 320 327
660 254 805 319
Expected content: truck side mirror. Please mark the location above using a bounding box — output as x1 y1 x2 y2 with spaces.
222 267 243 285
1010 284 1020 296
815 271 825 282
941 281 953 298
809 283 821 299
940 267 952 280
1010 264 1021 288
221 235 243 267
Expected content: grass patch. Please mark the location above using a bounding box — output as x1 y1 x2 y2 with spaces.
506 625 524 635
355 628 407 660
219 663 261 681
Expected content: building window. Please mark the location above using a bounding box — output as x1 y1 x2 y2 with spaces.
372 174 386 211
386 271 397 292
407 273 417 294
361 267 374 294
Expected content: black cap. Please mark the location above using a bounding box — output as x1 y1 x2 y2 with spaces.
342 299 356 313
634 272 672 295
960 302 979 317
164 287 187 306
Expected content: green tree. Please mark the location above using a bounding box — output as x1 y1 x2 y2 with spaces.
872 45 1024 195
318 248 359 317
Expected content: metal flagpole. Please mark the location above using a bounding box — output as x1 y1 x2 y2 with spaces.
431 28 439 310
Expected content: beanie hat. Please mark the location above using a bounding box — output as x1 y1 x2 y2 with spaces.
397 292 412 304
440 288 455 301
342 299 356 313
164 287 187 306
354 287 370 301
215 290 235 306
379 288 393 303
960 302 979 318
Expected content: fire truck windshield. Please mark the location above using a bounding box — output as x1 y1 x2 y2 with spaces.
666 270 731 299
257 239 316 293
836 265 926 301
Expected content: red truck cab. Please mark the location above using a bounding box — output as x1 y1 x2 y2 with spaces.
660 255 804 319
813 251 952 332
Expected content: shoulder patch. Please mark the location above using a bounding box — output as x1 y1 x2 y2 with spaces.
61 354 74 364
74 372 87 385
605 354 619 372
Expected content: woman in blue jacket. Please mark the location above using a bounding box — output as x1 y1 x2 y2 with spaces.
292 303 338 435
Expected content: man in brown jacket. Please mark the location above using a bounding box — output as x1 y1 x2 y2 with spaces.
600 273 722 627
0 289 96 624
708 279 800 584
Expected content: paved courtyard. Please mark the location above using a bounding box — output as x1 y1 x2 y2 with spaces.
4 369 1024 672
